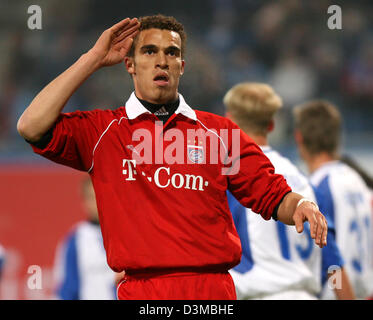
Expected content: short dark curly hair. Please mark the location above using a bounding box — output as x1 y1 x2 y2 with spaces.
127 14 187 58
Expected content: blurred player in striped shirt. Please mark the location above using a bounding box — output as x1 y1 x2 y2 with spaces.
53 177 120 300
0 244 5 281
224 83 354 299
293 100 373 299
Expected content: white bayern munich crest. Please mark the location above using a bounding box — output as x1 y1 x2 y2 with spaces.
187 145 204 164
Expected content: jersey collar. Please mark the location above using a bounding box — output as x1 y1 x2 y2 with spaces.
260 145 272 153
125 92 197 121
310 160 340 185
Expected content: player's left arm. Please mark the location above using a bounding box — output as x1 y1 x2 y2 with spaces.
277 192 328 248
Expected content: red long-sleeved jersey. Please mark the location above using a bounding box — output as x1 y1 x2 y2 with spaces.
31 92 291 273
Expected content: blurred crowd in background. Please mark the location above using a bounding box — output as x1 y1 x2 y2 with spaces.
0 0 372 166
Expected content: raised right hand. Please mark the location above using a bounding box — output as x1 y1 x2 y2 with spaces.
17 18 140 142
88 18 140 68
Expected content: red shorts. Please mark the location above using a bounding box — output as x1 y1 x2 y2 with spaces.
116 270 237 300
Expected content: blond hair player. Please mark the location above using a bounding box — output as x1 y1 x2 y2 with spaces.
224 82 354 300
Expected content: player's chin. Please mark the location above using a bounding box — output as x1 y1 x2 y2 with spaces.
153 82 175 94
153 83 176 96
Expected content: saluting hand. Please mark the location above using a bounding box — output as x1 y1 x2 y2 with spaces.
88 17 140 68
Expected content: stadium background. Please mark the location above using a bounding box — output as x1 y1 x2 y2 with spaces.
0 0 372 299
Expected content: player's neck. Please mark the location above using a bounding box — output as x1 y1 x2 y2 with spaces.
307 152 337 173
134 88 179 105
247 133 267 147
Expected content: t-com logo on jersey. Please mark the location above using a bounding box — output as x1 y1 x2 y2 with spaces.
122 159 208 191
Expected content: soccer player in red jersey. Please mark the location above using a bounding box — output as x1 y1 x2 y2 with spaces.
17 15 327 300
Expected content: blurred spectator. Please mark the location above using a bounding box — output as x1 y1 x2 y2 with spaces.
250 2 287 68
311 42 343 100
226 46 268 87
270 50 317 108
342 37 373 113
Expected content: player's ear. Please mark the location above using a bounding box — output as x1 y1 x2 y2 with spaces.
124 56 135 75
180 60 185 76
268 120 274 132
294 129 303 145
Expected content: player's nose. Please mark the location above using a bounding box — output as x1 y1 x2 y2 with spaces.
155 52 168 69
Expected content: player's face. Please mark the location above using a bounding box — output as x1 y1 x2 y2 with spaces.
126 28 185 104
